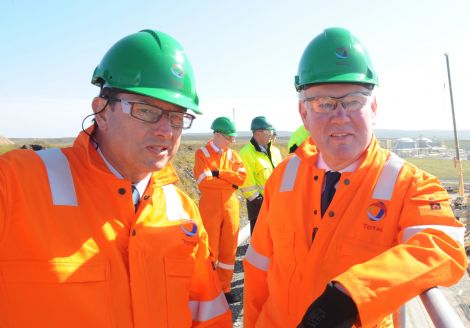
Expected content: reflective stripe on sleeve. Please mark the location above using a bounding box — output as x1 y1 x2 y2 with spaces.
162 184 190 221
201 147 210 158
217 261 235 270
247 192 261 201
245 245 270 271
189 292 229 322
197 170 212 184
227 149 233 161
241 185 258 193
280 155 300 192
372 152 405 201
402 224 465 245
36 148 78 206
238 167 246 173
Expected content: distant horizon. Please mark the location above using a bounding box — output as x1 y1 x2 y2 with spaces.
5 128 470 141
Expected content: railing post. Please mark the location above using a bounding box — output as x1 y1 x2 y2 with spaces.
419 287 465 328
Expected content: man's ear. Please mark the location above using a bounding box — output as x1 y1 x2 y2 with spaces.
371 96 377 124
92 97 108 129
299 101 308 126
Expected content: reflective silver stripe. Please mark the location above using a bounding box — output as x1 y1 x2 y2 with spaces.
402 225 465 245
241 185 258 193
280 155 300 192
247 192 260 201
189 292 229 322
245 245 270 271
162 184 189 221
227 149 232 161
217 261 235 270
238 167 246 173
201 147 210 158
197 170 212 184
36 148 77 206
372 152 405 200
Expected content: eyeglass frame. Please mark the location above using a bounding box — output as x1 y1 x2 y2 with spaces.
301 91 373 114
215 131 236 142
106 97 195 129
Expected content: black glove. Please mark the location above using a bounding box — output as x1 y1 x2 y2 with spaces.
249 194 263 207
211 170 219 178
297 283 358 328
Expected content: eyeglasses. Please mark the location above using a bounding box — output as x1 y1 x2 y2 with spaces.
216 132 236 142
108 98 195 129
302 91 372 114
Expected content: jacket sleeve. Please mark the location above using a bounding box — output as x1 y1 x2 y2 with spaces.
218 151 247 187
193 148 217 187
243 181 273 327
239 150 260 201
0 156 6 241
334 169 467 326
189 202 232 327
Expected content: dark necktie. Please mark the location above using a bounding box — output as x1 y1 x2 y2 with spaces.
131 185 140 212
321 171 341 217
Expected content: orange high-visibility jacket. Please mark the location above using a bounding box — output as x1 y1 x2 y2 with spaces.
0 130 232 328
239 140 282 201
194 140 246 191
193 140 246 291
244 138 466 328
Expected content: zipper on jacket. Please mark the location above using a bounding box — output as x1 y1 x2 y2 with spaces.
311 227 318 242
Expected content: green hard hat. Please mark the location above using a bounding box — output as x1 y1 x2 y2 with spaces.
91 29 201 114
294 27 378 91
211 117 237 136
251 116 273 131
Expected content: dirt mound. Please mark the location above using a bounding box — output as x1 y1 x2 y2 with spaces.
0 135 14 145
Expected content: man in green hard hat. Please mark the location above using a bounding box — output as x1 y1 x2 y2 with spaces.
193 116 246 304
0 30 231 327
239 116 283 234
244 27 466 328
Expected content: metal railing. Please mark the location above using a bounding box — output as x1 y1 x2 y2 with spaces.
238 225 466 327
419 287 465 328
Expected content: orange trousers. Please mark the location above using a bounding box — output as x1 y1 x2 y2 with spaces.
199 189 240 292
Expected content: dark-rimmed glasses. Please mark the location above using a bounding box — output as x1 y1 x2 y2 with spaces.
108 98 195 129
302 91 372 114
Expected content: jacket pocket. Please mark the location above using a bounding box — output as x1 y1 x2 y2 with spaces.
164 257 195 327
270 229 297 314
0 261 114 328
337 237 389 272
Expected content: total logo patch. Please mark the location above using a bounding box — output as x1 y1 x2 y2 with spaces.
335 47 348 59
171 63 185 79
180 221 198 237
367 201 386 221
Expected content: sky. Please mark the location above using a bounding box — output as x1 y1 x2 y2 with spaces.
1 0 469 138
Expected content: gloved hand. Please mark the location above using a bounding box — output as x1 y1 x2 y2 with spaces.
211 170 219 178
249 194 263 207
297 283 358 328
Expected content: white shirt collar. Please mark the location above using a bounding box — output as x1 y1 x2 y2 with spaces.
97 147 151 196
317 152 360 173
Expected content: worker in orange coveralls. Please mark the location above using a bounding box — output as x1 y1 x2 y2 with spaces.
243 27 467 328
0 29 231 328
194 116 246 304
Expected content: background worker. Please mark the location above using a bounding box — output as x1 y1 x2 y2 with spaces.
0 29 231 327
239 116 283 234
243 27 466 328
288 124 310 153
193 116 246 304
